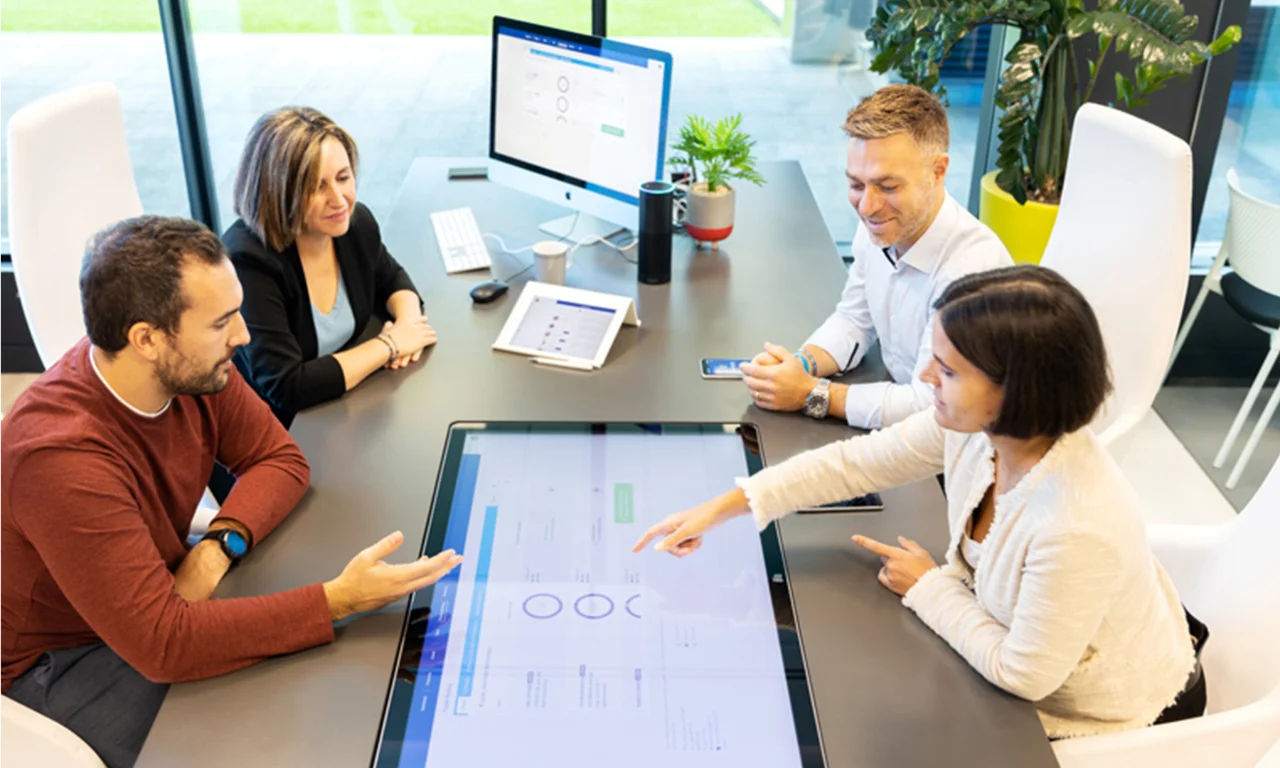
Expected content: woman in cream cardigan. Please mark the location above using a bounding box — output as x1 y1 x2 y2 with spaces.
634 265 1204 738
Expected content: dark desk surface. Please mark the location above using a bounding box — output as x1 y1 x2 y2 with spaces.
138 159 1056 767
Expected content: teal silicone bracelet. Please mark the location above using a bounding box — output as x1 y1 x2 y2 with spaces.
794 352 811 374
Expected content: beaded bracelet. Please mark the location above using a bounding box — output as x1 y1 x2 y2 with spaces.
377 333 399 363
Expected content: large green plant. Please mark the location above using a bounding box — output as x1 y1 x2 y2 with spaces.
668 113 766 193
868 0 1240 204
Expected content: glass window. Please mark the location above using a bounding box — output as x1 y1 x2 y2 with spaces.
1196 4 1280 262
609 0 991 245
189 2 592 232
0 0 190 239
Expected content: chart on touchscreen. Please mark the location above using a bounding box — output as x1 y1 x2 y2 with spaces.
395 429 804 767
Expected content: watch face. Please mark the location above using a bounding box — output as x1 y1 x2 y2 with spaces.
225 531 249 557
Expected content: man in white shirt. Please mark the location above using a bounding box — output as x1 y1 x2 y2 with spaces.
743 84 1011 430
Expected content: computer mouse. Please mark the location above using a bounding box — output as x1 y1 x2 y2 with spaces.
469 279 509 304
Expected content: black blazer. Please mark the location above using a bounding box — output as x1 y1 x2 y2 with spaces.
223 203 419 423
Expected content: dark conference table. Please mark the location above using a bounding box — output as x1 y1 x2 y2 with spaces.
138 159 1057 767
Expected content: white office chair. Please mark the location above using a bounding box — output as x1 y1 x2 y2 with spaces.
7 83 143 365
1166 169 1280 489
1053 456 1280 768
1039 103 1193 460
6 82 220 529
1 696 106 768
1261 738 1280 768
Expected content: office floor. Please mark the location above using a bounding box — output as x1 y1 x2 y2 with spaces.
4 371 1275 521
1153 385 1280 511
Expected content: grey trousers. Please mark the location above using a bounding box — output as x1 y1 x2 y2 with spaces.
5 643 168 768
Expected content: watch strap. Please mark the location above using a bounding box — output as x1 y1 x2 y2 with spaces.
201 528 247 561
804 378 832 419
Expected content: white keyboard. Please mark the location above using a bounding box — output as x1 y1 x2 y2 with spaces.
430 206 492 274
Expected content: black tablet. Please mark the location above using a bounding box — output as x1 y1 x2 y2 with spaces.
372 422 824 767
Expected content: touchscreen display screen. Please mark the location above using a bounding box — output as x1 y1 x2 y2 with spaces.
373 423 822 768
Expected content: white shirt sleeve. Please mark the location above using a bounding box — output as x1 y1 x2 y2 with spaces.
736 408 947 530
902 528 1124 702
804 247 875 375
841 301 937 430
846 261 987 430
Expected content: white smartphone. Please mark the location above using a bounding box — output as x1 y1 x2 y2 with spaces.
700 358 751 379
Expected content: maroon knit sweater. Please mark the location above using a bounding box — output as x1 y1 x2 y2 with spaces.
2 339 334 691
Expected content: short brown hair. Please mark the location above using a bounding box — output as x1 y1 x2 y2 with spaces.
233 106 359 252
80 216 228 354
934 265 1113 440
843 84 949 154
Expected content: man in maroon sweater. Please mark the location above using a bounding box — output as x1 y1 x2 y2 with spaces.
1 216 462 768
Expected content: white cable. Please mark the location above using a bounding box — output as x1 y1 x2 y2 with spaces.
484 215 637 269
483 231 634 255
567 234 638 255
481 232 535 255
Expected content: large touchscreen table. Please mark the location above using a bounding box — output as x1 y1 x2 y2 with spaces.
373 422 823 768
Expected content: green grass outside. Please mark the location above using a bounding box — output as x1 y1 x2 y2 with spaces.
1 0 780 37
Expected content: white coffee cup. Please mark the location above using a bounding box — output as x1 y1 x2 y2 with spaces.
533 240 572 285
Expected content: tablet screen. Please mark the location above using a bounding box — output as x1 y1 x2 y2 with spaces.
507 296 617 360
373 423 823 767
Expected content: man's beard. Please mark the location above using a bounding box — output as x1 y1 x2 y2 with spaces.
862 205 930 251
157 350 233 397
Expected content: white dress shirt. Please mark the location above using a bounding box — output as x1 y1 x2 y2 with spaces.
804 193 1011 429
737 409 1195 738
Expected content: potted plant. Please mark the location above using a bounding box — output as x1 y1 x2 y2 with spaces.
668 113 766 250
868 0 1240 263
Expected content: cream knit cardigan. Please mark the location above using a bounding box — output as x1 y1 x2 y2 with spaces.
738 408 1195 738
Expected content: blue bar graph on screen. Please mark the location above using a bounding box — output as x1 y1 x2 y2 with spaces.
457 505 498 704
399 452 481 765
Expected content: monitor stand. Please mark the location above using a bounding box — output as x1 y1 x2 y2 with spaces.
538 212 631 243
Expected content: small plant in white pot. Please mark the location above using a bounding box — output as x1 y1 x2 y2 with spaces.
668 113 765 250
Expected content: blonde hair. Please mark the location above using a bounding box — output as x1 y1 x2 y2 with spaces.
233 107 360 252
843 84 949 155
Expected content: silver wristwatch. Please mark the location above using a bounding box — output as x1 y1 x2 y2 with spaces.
803 378 832 419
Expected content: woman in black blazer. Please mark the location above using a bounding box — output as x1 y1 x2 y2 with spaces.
223 107 436 424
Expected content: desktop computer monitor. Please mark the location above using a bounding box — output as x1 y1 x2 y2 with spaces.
488 17 673 237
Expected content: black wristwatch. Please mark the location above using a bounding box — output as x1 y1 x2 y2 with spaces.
201 528 249 562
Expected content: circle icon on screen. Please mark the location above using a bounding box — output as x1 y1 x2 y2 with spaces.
557 76 570 93
522 593 563 619
625 594 641 619
574 593 614 619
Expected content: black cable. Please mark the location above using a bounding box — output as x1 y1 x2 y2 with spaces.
499 260 536 283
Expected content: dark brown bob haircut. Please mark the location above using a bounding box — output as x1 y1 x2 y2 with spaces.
934 265 1113 440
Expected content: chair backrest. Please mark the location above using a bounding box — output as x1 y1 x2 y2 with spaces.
1 697 106 768
1259 736 1280 768
1181 456 1280 713
1224 168 1280 297
6 83 143 367
1040 103 1192 449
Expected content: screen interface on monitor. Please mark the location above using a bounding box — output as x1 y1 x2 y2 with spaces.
491 20 671 206
373 423 822 768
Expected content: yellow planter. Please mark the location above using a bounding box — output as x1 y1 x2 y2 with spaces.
978 171 1060 265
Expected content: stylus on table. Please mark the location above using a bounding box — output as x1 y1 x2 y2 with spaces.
531 357 595 372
